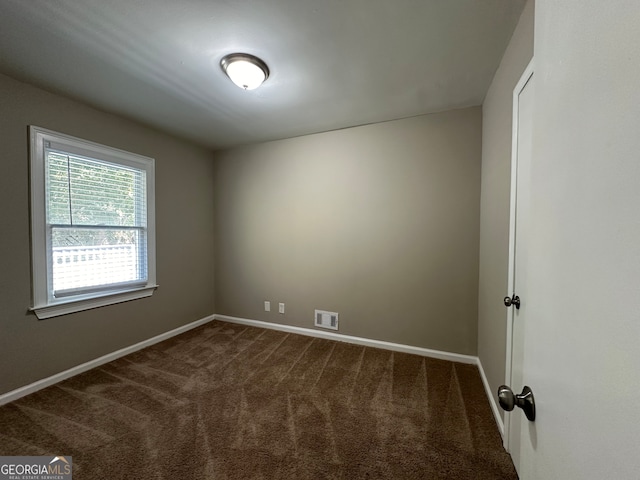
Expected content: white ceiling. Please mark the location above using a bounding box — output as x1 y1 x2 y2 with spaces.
0 0 526 150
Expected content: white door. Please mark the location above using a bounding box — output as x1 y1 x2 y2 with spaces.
504 60 534 475
504 2 640 477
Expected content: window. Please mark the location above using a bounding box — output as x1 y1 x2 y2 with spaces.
30 126 157 319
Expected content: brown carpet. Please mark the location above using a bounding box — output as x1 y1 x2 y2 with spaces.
0 320 517 479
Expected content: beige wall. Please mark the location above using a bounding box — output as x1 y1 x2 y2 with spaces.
0 73 215 395
477 0 534 417
214 107 482 355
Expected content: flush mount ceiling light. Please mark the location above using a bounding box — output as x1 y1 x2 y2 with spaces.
220 53 269 90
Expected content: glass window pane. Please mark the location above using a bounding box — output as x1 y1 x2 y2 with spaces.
67 156 145 227
51 227 146 293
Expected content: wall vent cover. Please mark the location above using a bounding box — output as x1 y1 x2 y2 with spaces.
315 309 339 330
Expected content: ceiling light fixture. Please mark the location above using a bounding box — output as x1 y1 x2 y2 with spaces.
220 53 269 91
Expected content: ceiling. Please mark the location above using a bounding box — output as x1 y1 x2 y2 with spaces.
0 0 526 150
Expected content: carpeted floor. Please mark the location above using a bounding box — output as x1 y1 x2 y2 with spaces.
0 321 517 479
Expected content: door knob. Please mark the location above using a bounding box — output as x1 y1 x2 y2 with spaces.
503 294 520 309
498 385 536 421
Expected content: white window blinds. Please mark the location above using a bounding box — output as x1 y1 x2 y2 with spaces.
46 150 148 297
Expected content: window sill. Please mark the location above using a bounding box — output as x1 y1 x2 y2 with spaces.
31 285 159 319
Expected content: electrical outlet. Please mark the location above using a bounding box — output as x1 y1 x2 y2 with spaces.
278 302 285 314
264 301 270 312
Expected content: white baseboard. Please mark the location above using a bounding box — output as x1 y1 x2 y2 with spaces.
477 358 505 437
0 314 215 406
214 314 477 365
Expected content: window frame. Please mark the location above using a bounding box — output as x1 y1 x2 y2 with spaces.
29 126 157 319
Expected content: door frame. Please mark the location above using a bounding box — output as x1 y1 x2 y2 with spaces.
504 58 534 451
